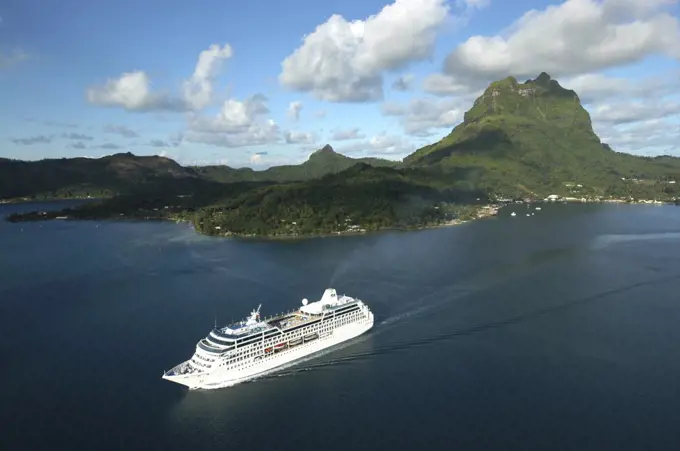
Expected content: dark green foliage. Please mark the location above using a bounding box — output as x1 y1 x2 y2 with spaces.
0 152 198 200
191 165 486 236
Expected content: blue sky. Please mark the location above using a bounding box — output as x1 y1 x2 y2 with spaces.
1 0 679 167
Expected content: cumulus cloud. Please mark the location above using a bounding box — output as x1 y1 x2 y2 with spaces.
332 128 365 140
279 0 450 102
86 71 186 112
442 0 680 82
182 44 232 110
561 72 680 103
11 135 53 145
288 101 303 121
185 94 281 148
368 134 413 154
381 97 465 136
103 124 139 138
249 153 265 165
247 151 302 168
336 133 415 157
70 142 87 150
87 43 232 112
188 94 269 133
597 118 680 155
590 101 680 124
422 73 483 96
185 122 280 148
284 130 316 145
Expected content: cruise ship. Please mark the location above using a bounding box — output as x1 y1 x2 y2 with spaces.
162 288 374 389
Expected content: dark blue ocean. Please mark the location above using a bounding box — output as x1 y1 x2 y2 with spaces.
1 200 680 451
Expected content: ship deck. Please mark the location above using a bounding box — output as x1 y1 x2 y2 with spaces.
267 310 317 331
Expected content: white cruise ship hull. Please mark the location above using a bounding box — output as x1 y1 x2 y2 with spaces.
164 308 374 390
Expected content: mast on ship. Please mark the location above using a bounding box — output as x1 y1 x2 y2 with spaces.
246 304 262 326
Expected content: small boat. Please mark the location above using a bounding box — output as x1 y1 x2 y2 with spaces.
510 212 516 217
303 333 318 342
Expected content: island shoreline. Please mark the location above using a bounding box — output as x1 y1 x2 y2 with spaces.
5 197 678 241
3 202 501 241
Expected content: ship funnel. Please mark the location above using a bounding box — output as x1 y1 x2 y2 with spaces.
320 288 337 304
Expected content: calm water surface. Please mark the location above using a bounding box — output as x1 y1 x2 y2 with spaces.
1 201 680 451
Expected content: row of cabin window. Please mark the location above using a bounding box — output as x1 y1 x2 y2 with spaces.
195 353 214 362
222 311 364 370
225 311 362 363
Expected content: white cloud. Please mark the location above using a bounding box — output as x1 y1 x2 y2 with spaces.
422 73 482 96
250 153 264 165
332 128 365 140
561 72 679 103
185 94 282 148
382 97 465 136
182 44 232 110
86 71 185 112
590 100 680 124
288 101 303 121
337 133 415 157
442 0 680 82
247 152 303 168
279 0 450 102
185 121 280 148
284 130 316 144
88 43 232 112
597 118 680 155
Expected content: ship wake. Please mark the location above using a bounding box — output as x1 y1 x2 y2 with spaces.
258 273 680 380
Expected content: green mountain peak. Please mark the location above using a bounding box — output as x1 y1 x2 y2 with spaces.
402 73 624 194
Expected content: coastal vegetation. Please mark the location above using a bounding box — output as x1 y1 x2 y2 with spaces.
5 73 680 237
